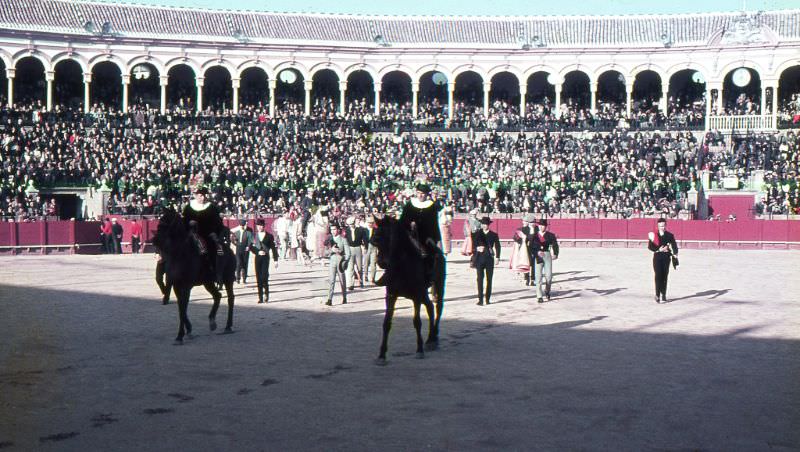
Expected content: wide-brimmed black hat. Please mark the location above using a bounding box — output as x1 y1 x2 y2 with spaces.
194 186 209 195
538 218 548 226
416 183 431 194
255 219 265 226
479 217 492 225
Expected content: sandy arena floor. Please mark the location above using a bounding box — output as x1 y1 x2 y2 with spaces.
1 248 799 451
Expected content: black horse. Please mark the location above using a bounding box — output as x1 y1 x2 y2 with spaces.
372 215 446 364
152 209 236 344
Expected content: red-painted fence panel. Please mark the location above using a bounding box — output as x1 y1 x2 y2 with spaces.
46 221 73 245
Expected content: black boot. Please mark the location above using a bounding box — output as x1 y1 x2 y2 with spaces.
325 299 332 306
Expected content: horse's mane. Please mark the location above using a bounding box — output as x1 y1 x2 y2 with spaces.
374 216 425 265
153 209 192 259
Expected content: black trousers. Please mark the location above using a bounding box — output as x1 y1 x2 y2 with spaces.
235 249 249 282
475 255 494 303
132 236 141 254
254 255 271 302
156 261 171 302
653 253 671 297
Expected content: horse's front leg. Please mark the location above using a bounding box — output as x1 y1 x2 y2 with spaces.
423 292 438 351
223 280 234 333
376 294 397 365
174 286 190 344
413 298 424 359
205 282 222 331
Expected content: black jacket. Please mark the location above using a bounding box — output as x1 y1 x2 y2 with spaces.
648 231 678 256
250 231 279 261
231 227 254 253
529 231 559 263
471 229 501 260
345 226 369 248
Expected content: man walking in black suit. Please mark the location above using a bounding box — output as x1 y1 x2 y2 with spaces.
648 218 678 303
345 216 368 290
231 219 254 284
250 219 279 304
472 217 501 306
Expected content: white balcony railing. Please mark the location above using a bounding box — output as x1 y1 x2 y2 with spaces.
707 115 776 132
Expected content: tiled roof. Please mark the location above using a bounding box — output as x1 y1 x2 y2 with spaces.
1 0 798 47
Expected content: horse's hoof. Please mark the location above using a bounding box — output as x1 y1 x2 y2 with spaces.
209 319 217 331
415 352 425 359
375 358 388 366
221 328 233 334
173 339 183 346
425 341 439 351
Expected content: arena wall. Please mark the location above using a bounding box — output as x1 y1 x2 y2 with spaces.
1 218 798 255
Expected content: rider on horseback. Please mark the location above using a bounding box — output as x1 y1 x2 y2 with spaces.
399 182 443 285
183 181 225 284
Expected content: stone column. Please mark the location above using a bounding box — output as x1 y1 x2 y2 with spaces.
447 82 454 121
159 75 168 114
483 82 491 116
771 83 778 121
304 79 312 116
268 78 276 117
338 80 347 116
760 84 767 117
83 72 92 113
519 86 527 117
715 86 723 115
232 78 240 114
590 82 597 115
660 88 669 115
554 83 562 116
374 82 381 116
5 68 14 106
121 74 130 113
45 70 55 111
411 81 419 118
195 77 204 113
704 86 712 130
625 83 634 118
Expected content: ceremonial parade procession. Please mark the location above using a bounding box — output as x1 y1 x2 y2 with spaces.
1 0 799 450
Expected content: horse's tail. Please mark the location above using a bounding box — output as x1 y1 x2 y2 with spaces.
432 252 446 302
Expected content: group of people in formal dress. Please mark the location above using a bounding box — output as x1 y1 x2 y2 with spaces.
155 179 678 308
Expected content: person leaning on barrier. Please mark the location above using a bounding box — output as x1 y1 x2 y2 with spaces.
111 218 123 254
130 219 143 254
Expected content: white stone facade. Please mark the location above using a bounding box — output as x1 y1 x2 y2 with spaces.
0 5 799 129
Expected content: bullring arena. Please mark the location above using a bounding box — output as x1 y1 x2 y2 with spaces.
1 247 799 450
2 0 800 450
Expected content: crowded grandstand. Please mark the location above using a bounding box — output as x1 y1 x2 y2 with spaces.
0 1 798 221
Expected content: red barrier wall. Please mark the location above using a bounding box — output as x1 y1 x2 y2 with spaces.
708 194 756 219
2 218 799 254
